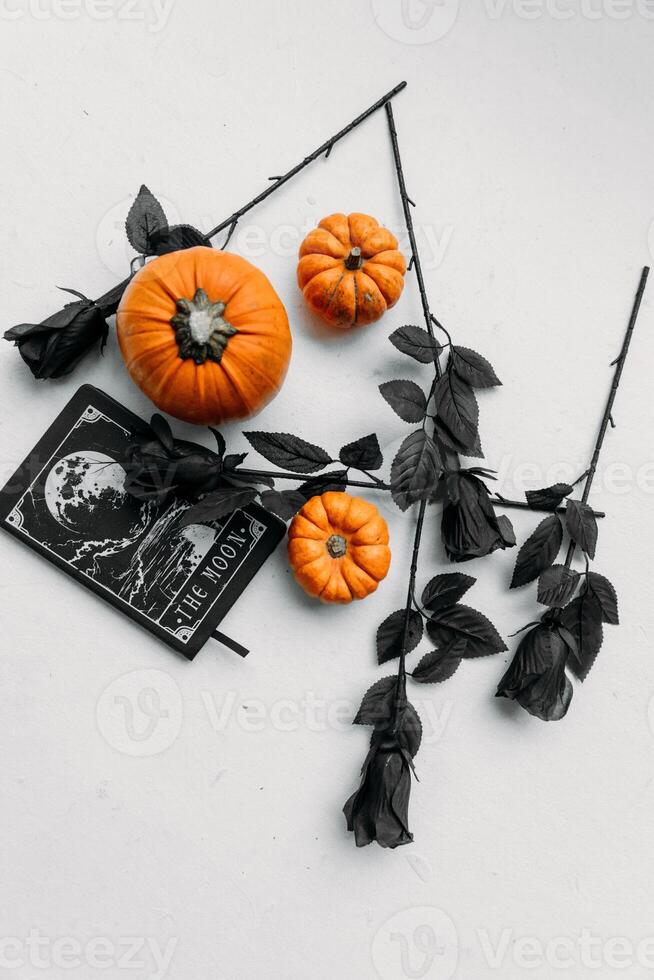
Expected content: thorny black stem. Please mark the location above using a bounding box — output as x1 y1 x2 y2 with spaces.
562 266 649 571
204 81 408 243
385 100 444 716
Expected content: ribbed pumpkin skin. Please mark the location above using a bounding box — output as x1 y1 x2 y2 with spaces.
288 492 391 604
297 213 406 328
116 247 292 426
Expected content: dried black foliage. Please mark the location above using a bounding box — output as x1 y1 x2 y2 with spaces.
412 640 466 684
148 224 209 255
124 414 223 502
390 430 441 511
379 380 427 423
525 483 574 512
537 565 580 607
426 604 507 658
560 591 604 682
354 676 398 727
125 185 168 252
565 499 598 560
421 572 476 613
181 486 259 527
434 371 479 451
441 469 515 562
433 416 484 459
586 571 619 625
510 515 563 588
339 433 383 471
496 622 575 721
449 346 501 388
389 324 442 363
4 289 109 380
296 470 348 498
377 609 424 664
244 431 332 474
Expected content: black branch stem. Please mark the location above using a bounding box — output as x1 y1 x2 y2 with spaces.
385 100 443 703
91 82 407 313
563 266 649 569
204 81 408 243
236 470 605 517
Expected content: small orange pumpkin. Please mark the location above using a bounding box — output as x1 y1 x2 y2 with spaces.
288 492 391 604
116 246 292 426
297 213 406 328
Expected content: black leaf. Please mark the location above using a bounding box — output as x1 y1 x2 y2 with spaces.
560 593 604 682
412 640 466 684
244 431 332 474
390 430 441 511
510 515 563 589
379 380 427 423
537 565 580 607
259 489 306 521
565 499 598 559
179 486 258 527
434 417 484 459
434 371 479 450
377 609 424 665
389 324 442 363
339 433 383 471
421 572 476 613
525 483 574 512
297 470 348 498
222 452 248 470
125 185 168 253
586 571 619 625
450 346 501 388
209 427 226 458
353 676 398 727
401 702 423 758
149 223 209 255
426 604 507 657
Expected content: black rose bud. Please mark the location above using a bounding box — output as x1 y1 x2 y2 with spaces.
441 469 516 562
124 414 224 503
496 622 573 721
343 730 414 849
4 288 109 380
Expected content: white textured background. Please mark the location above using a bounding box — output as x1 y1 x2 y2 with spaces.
1 2 654 978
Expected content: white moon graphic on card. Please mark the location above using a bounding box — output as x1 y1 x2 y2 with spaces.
44 451 144 540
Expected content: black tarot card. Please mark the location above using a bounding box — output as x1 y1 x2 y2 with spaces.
0 385 286 658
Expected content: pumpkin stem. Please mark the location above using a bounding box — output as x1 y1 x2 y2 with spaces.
326 534 348 558
344 247 364 271
170 288 238 365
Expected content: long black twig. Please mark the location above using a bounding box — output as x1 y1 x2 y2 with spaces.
93 81 408 314
204 81 408 244
385 100 443 709
562 266 649 569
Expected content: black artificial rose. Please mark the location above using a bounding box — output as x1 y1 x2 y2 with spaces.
496 623 573 721
124 414 223 503
4 289 109 380
343 731 413 849
441 469 515 562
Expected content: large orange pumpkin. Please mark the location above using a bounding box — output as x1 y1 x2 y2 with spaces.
288 492 391 604
116 246 292 426
297 213 406 328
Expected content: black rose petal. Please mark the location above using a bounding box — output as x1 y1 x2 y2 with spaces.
5 292 109 380
124 415 224 503
441 469 515 562
343 732 413 849
496 623 573 722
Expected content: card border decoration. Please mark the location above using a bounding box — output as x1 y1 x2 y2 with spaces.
2 81 649 848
